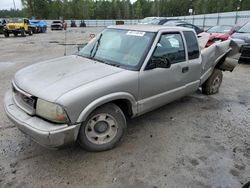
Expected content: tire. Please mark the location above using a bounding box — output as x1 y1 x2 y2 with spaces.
20 29 25 37
202 69 223 95
28 29 33 36
78 103 127 152
13 32 18 37
4 31 9 37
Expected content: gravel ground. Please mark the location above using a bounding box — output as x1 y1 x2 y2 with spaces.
0 28 249 188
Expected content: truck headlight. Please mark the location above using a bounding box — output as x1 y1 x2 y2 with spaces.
36 99 69 123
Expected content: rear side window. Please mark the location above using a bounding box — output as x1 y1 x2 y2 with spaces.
183 31 199 60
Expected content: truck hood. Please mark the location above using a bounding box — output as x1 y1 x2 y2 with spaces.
209 32 229 39
199 32 229 40
14 55 124 102
7 23 23 29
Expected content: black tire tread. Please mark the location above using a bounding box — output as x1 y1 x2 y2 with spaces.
202 69 223 95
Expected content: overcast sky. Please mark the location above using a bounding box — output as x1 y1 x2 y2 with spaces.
1 0 22 10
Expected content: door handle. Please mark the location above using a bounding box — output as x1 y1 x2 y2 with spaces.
182 66 189 73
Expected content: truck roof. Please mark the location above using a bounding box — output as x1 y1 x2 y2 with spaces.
108 25 194 32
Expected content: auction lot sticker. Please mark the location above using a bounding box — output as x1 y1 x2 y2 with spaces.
126 31 145 37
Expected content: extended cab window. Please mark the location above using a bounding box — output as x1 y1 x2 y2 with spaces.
183 31 200 60
152 33 185 64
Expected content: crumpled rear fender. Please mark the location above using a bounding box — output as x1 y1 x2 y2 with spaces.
200 39 242 84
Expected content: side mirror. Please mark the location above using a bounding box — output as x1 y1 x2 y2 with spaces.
77 43 87 52
146 57 171 70
156 58 171 68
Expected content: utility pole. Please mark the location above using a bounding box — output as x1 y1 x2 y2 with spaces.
156 0 159 17
235 0 242 24
13 0 16 10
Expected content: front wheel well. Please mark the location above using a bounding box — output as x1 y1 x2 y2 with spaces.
111 99 133 118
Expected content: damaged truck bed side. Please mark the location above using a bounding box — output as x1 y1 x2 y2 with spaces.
4 25 241 152
200 38 240 85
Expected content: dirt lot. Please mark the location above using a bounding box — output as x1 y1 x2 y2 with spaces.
0 28 249 188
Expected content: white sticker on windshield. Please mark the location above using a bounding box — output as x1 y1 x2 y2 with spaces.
126 31 145 37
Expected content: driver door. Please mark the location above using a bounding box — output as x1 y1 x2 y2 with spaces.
138 32 189 114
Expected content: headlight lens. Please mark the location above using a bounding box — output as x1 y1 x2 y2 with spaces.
36 99 68 123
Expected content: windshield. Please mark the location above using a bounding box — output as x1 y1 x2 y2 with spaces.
9 18 23 23
237 22 250 33
139 17 157 24
207 25 232 33
53 21 62 24
79 28 155 70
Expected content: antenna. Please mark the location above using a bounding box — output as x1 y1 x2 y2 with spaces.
13 0 16 10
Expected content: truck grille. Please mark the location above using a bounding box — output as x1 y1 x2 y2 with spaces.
12 83 36 115
241 45 250 58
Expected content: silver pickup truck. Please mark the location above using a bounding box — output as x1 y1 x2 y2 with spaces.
4 25 240 151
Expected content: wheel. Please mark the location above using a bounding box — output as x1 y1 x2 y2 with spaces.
4 31 9 37
20 29 25 37
13 32 18 37
78 103 127 152
28 29 33 36
202 69 223 95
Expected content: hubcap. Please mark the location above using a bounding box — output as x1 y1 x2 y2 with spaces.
211 76 220 93
85 113 118 145
94 121 108 133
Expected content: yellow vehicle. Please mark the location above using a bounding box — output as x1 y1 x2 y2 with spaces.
4 18 33 37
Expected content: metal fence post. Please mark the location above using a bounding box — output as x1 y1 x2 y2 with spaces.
203 14 205 29
217 13 219 25
235 11 238 24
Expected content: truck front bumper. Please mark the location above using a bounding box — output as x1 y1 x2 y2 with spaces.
4 89 81 148
240 44 250 60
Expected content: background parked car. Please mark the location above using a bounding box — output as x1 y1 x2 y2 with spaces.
29 20 47 33
198 25 239 47
138 17 158 24
0 19 6 34
140 17 179 25
163 21 204 34
51 20 64 30
4 18 33 37
80 20 86 27
70 20 77 27
231 22 250 60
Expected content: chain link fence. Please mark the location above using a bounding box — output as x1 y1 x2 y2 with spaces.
58 10 250 28
170 10 250 29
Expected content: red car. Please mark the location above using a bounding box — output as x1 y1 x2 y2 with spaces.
198 25 239 47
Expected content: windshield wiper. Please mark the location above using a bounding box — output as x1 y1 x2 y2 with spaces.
76 54 120 67
92 57 120 67
89 33 103 58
